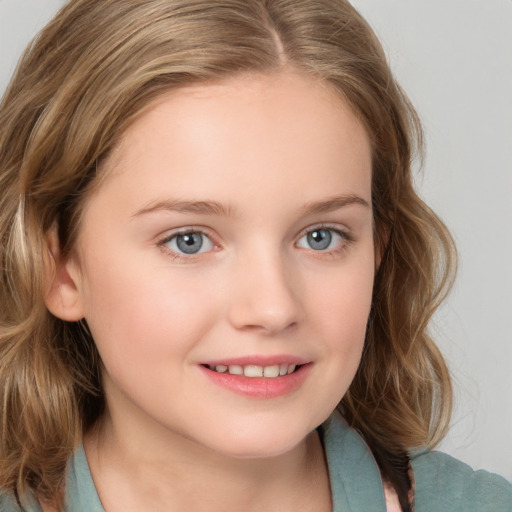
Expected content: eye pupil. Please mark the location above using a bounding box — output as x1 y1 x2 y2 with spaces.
176 233 203 254
307 229 332 250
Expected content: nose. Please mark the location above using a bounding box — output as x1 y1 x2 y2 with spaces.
227 249 303 335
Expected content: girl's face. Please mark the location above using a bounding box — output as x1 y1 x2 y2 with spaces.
60 70 375 458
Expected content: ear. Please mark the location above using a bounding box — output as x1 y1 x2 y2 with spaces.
44 227 85 321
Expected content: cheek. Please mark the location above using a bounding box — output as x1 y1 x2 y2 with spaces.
305 256 374 366
79 258 220 373
310 258 374 328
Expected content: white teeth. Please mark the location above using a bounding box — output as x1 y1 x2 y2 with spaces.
210 363 300 377
228 365 243 375
244 365 263 377
263 365 280 378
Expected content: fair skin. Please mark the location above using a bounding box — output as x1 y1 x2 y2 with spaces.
46 70 375 511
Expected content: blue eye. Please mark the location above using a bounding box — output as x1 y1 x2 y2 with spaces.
164 231 214 255
297 228 344 251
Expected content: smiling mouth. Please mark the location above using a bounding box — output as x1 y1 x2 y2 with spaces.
202 363 303 378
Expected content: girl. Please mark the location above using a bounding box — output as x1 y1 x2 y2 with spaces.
0 1 510 511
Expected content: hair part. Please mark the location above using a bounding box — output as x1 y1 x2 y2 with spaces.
0 0 456 508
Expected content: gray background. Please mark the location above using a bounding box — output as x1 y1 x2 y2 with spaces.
1 0 511 481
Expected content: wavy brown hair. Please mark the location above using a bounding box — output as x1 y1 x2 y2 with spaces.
0 0 456 508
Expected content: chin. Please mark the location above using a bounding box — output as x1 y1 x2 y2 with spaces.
192 413 322 460
214 436 305 460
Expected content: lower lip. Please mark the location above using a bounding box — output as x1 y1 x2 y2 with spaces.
199 364 312 399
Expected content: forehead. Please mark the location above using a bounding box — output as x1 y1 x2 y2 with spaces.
89 70 372 218
107 70 369 162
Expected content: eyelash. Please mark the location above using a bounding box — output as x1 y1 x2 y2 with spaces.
157 228 217 262
296 224 354 256
156 224 354 262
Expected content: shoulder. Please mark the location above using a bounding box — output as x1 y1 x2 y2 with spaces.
0 482 47 512
411 450 512 512
0 490 20 511
0 487 43 512
0 491 22 511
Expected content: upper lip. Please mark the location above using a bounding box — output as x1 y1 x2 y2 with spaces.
200 355 311 367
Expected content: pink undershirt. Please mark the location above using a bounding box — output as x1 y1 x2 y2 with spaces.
383 482 402 512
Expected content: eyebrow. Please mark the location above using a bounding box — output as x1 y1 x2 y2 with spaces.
300 194 370 216
132 199 235 218
131 194 369 219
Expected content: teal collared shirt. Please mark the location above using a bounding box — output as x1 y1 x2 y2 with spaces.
320 413 512 511
2 412 511 511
